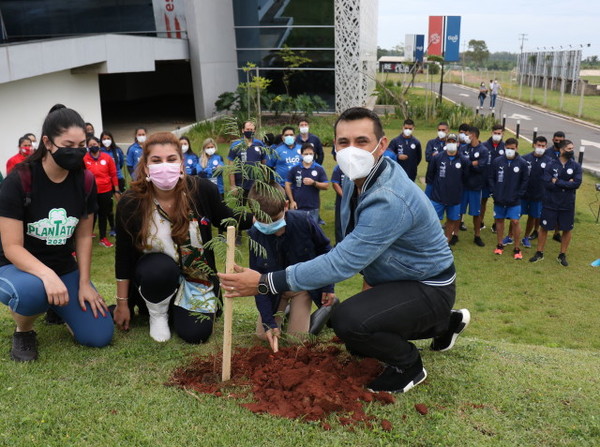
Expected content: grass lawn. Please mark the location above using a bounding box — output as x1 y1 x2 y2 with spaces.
1 122 600 446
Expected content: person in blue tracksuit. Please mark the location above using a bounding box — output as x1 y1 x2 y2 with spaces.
387 118 422 182
330 164 345 245
521 136 550 245
268 126 302 187
480 124 506 230
179 136 199 176
544 131 565 160
425 134 470 244
424 121 449 197
488 138 529 259
126 127 146 180
295 118 324 165
196 138 225 197
530 140 582 266
460 126 489 247
228 121 266 200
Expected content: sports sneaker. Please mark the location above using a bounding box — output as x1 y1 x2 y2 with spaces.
109 229 117 237
529 251 544 263
99 237 114 248
553 233 562 243
557 253 569 267
473 236 485 247
459 222 467 231
529 230 538 240
502 236 513 245
449 235 459 246
521 237 531 248
10 330 38 362
491 223 497 233
367 358 427 393
431 309 471 351
480 222 486 230
44 308 64 325
494 244 504 255
513 248 523 260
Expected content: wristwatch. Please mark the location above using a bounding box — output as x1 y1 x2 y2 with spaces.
257 274 269 295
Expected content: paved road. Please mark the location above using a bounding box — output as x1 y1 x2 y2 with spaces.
430 83 600 174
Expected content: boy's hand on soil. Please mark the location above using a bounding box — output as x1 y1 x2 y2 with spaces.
321 293 336 307
266 328 281 353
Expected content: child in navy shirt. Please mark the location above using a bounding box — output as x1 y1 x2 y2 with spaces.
247 182 336 350
285 143 329 224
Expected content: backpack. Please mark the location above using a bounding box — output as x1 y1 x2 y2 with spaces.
17 163 95 210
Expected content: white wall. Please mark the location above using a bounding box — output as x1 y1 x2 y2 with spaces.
0 70 102 174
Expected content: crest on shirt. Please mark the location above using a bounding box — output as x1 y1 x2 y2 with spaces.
567 168 573 175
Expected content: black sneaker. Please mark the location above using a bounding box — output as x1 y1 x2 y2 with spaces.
473 236 485 247
430 309 471 352
459 222 467 231
367 358 427 393
491 223 496 233
449 234 459 246
557 253 569 267
529 230 538 240
552 233 562 243
44 307 64 325
480 222 486 230
529 251 544 263
10 330 38 362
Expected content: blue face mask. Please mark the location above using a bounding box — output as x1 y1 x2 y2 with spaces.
284 135 295 146
254 217 286 235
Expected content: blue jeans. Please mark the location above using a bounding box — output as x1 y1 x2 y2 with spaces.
490 94 497 108
0 265 114 347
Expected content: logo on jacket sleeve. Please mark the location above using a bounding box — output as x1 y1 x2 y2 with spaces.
27 208 79 245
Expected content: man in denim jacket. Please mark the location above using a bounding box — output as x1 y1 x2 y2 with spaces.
220 107 471 394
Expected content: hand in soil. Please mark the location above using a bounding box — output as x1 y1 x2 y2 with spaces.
266 328 281 353
218 264 261 297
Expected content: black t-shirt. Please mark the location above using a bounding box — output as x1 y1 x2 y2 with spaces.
0 162 98 275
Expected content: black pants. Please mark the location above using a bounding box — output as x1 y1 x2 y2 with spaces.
132 253 215 344
95 191 113 239
331 280 455 368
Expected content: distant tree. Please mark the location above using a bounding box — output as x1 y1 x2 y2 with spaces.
464 39 490 67
377 44 404 59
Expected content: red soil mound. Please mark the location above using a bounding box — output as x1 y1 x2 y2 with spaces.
169 342 396 429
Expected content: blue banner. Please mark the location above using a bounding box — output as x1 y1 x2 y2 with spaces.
444 16 461 62
415 34 425 62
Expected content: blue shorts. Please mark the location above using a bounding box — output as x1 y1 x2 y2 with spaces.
460 189 482 216
540 208 574 231
0 266 114 348
424 184 433 199
521 200 542 218
481 188 491 199
431 200 461 221
494 204 521 220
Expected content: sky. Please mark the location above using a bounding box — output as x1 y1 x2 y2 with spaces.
378 0 600 58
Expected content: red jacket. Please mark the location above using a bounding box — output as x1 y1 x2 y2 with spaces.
84 152 118 194
6 153 27 174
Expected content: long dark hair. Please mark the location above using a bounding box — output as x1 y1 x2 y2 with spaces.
27 104 86 164
179 136 195 156
100 130 118 151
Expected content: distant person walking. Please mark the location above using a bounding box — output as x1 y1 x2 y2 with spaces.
477 82 488 110
489 79 501 110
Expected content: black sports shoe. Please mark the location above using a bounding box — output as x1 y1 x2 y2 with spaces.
552 233 562 243
480 222 486 230
44 307 64 325
557 253 569 267
473 236 485 247
459 222 467 231
491 222 497 233
10 330 38 362
529 230 538 240
449 234 459 245
430 309 471 352
367 358 427 393
529 251 544 263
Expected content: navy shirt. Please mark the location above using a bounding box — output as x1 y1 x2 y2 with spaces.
426 152 470 205
425 137 446 162
228 138 266 190
286 162 328 210
463 143 489 191
522 152 552 201
387 135 422 181
542 158 582 210
544 146 561 160
295 133 324 165
488 155 529 206
482 138 506 161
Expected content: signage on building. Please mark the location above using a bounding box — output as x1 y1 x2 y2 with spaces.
427 16 461 62
152 0 187 38
405 34 425 63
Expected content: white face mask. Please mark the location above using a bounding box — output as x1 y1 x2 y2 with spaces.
137 135 146 143
336 139 381 181
438 131 447 139
464 135 472 145
303 154 314 164
445 143 458 154
181 144 189 153
403 128 413 137
32 141 39 150
102 139 112 148
505 148 516 159
459 132 466 142
205 147 216 156
299 126 309 134
492 134 502 142
534 147 546 156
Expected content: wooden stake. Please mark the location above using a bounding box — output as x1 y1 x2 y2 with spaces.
221 226 236 382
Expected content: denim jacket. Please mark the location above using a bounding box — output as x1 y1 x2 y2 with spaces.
270 157 454 293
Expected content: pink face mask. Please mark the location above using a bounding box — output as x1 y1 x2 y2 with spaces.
147 162 182 191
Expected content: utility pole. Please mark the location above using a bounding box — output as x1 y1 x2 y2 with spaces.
518 33 528 99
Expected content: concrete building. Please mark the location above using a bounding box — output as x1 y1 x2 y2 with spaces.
0 0 378 171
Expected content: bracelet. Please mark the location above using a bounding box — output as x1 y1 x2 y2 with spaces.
115 296 129 301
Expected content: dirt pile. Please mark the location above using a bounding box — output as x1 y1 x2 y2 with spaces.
169 342 398 429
